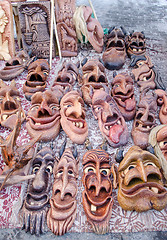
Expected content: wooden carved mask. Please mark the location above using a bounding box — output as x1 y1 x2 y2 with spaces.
60 91 88 144
47 148 78 235
91 90 129 147
20 147 55 236
111 73 136 121
0 80 25 129
113 146 167 212
155 89 167 124
82 149 113 234
26 90 60 142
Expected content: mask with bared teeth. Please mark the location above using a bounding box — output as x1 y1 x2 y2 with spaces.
26 89 60 142
111 72 136 121
60 91 88 144
132 90 157 149
112 146 167 212
0 80 25 129
91 89 129 147
82 149 113 234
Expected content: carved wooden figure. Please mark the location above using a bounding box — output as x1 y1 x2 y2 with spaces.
47 147 78 235
91 89 129 148
155 89 167 124
55 0 77 57
18 1 55 58
20 147 55 236
0 1 15 60
112 146 167 212
82 149 113 234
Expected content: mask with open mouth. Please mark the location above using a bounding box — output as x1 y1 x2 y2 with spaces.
155 89 167 124
82 149 113 234
91 89 129 147
47 147 78 235
102 27 126 70
60 91 88 144
112 146 167 212
23 59 50 101
20 147 55 236
80 58 108 105
111 72 136 121
125 31 146 57
131 55 156 92
0 79 25 129
132 90 157 149
26 89 60 142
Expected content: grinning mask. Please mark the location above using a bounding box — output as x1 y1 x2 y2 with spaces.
0 80 25 129
60 91 88 144
91 89 129 147
47 147 78 235
82 149 113 234
26 89 60 142
112 146 167 212
111 72 136 121
20 147 55 236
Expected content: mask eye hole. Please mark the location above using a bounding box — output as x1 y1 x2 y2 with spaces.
84 167 96 174
124 165 135 175
144 162 156 167
46 165 53 173
57 169 63 177
68 170 75 177
32 166 40 174
100 169 110 176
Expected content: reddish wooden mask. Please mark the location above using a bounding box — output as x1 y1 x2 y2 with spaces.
116 146 167 212
26 89 60 142
92 90 129 147
47 148 78 235
126 31 146 57
155 89 167 124
102 27 126 70
132 91 157 149
82 149 113 234
20 147 55 236
111 73 136 121
60 91 88 144
0 80 25 129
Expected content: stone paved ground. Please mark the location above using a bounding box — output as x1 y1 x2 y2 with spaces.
0 0 167 239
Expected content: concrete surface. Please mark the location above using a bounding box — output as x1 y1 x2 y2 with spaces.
1 0 167 239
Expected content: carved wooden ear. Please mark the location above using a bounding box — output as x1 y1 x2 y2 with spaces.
59 138 67 158
115 148 124 163
81 58 88 66
111 164 119 189
113 70 117 78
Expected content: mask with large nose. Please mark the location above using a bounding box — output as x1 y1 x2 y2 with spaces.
82 149 113 234
60 90 88 144
112 146 167 212
20 147 55 236
91 89 129 147
47 147 78 236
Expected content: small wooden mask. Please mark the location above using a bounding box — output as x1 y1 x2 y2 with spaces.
82 149 113 234
155 89 167 124
60 91 88 144
102 27 126 70
20 147 55 236
111 72 136 121
112 146 167 212
23 59 50 101
26 89 60 142
0 80 25 129
125 31 146 57
91 89 129 147
132 90 157 149
47 147 78 235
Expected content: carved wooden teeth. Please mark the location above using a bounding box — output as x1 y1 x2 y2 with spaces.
72 121 84 128
151 187 158 193
35 122 41 126
143 77 147 81
91 204 97 212
105 120 121 130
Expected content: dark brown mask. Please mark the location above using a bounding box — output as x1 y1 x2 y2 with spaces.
20 147 55 236
82 149 113 234
92 90 129 147
125 31 146 57
26 89 60 142
102 27 126 70
60 91 88 144
132 90 157 149
155 89 167 124
111 73 136 121
47 148 78 235
81 58 108 105
131 55 156 92
113 146 167 212
0 80 25 129
23 59 50 101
